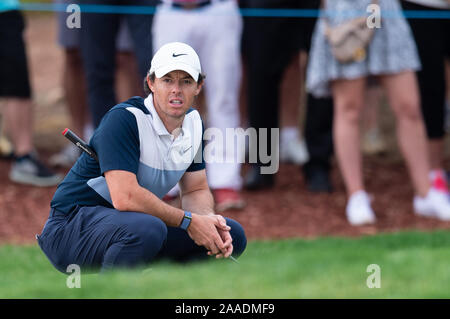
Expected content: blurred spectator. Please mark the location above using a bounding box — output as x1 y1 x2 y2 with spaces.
402 0 450 196
307 0 450 225
302 92 334 193
278 53 309 166
299 3 335 193
361 81 387 156
0 112 14 159
79 0 155 128
446 58 450 132
0 1 63 186
50 0 142 167
242 0 333 192
153 0 245 212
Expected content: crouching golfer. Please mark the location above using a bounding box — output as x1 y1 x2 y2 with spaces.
37 42 246 273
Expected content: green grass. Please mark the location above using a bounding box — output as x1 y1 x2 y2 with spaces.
1 231 450 298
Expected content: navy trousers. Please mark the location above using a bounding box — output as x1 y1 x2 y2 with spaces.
37 206 247 273
79 0 156 127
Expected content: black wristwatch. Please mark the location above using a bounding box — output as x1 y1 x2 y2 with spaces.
179 211 192 230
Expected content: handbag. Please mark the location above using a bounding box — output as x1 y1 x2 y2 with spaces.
323 0 378 64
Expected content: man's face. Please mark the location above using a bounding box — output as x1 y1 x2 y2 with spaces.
148 70 202 121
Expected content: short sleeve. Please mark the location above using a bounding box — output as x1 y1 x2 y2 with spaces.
90 108 140 175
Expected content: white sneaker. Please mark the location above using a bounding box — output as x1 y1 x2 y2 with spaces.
280 138 309 165
346 190 376 226
413 188 450 221
49 144 81 168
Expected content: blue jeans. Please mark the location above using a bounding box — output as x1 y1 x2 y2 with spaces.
37 206 247 273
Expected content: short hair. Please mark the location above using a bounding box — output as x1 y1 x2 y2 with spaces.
143 72 205 96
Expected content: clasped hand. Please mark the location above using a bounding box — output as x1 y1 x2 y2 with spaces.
186 214 233 259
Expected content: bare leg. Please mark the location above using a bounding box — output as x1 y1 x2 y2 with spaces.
361 84 386 155
331 77 367 197
3 98 33 156
4 97 63 186
63 49 88 139
280 52 301 128
428 139 444 171
279 52 309 165
379 71 430 197
362 85 383 132
298 50 308 116
115 51 142 102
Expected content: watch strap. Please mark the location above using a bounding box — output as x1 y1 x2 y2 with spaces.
180 211 192 230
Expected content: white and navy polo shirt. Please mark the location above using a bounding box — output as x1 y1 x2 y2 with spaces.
51 94 205 215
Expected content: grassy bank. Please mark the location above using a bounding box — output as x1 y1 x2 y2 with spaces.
1 231 449 298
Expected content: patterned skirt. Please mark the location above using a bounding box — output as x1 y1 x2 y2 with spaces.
306 0 421 97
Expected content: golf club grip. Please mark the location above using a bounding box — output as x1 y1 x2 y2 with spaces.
62 128 99 162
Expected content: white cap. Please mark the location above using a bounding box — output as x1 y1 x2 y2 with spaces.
150 42 202 82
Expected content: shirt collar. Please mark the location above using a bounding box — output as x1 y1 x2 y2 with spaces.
144 94 188 140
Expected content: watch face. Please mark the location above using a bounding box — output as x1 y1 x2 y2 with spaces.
181 212 192 230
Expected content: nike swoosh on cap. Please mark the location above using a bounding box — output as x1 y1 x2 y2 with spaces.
173 53 188 57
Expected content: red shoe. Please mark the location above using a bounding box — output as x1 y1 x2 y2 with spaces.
212 188 246 212
430 170 449 194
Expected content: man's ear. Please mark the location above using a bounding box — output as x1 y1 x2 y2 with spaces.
195 82 203 96
147 76 154 93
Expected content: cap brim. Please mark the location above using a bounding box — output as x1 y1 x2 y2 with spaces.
154 62 200 82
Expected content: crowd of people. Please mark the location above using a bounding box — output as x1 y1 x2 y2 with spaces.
1 0 450 226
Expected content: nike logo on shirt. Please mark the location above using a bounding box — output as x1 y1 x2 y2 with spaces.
182 145 192 154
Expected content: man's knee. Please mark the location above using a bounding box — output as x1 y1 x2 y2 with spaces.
225 218 247 257
119 214 168 262
133 215 167 251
